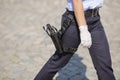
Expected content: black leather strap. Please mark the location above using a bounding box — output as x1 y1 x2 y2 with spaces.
63 45 78 53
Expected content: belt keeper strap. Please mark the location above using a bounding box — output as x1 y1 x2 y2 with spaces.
63 45 78 53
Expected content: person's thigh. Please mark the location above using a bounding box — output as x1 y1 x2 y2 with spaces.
61 18 80 49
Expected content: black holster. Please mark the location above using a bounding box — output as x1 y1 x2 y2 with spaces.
43 24 63 53
43 14 77 54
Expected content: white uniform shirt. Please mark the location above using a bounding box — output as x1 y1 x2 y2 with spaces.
66 0 104 11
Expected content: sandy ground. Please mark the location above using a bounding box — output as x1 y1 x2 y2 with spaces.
0 0 120 80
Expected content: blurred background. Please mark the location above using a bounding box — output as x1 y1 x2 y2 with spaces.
0 0 120 80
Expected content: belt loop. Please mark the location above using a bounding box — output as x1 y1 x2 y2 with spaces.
92 8 99 17
95 8 98 16
92 9 94 17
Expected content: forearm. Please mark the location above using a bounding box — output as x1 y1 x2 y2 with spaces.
73 0 87 26
73 0 92 48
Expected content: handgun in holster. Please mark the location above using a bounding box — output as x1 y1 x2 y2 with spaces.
43 14 77 54
43 24 63 53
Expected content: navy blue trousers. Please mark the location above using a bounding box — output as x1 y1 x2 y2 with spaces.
34 10 115 80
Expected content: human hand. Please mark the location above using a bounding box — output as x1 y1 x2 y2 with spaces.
79 25 92 48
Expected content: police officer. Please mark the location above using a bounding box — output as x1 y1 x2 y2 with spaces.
34 0 116 80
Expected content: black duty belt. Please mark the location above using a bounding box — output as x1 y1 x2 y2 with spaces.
66 8 99 17
85 8 99 17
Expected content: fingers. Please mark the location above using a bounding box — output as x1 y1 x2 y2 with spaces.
81 40 92 48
